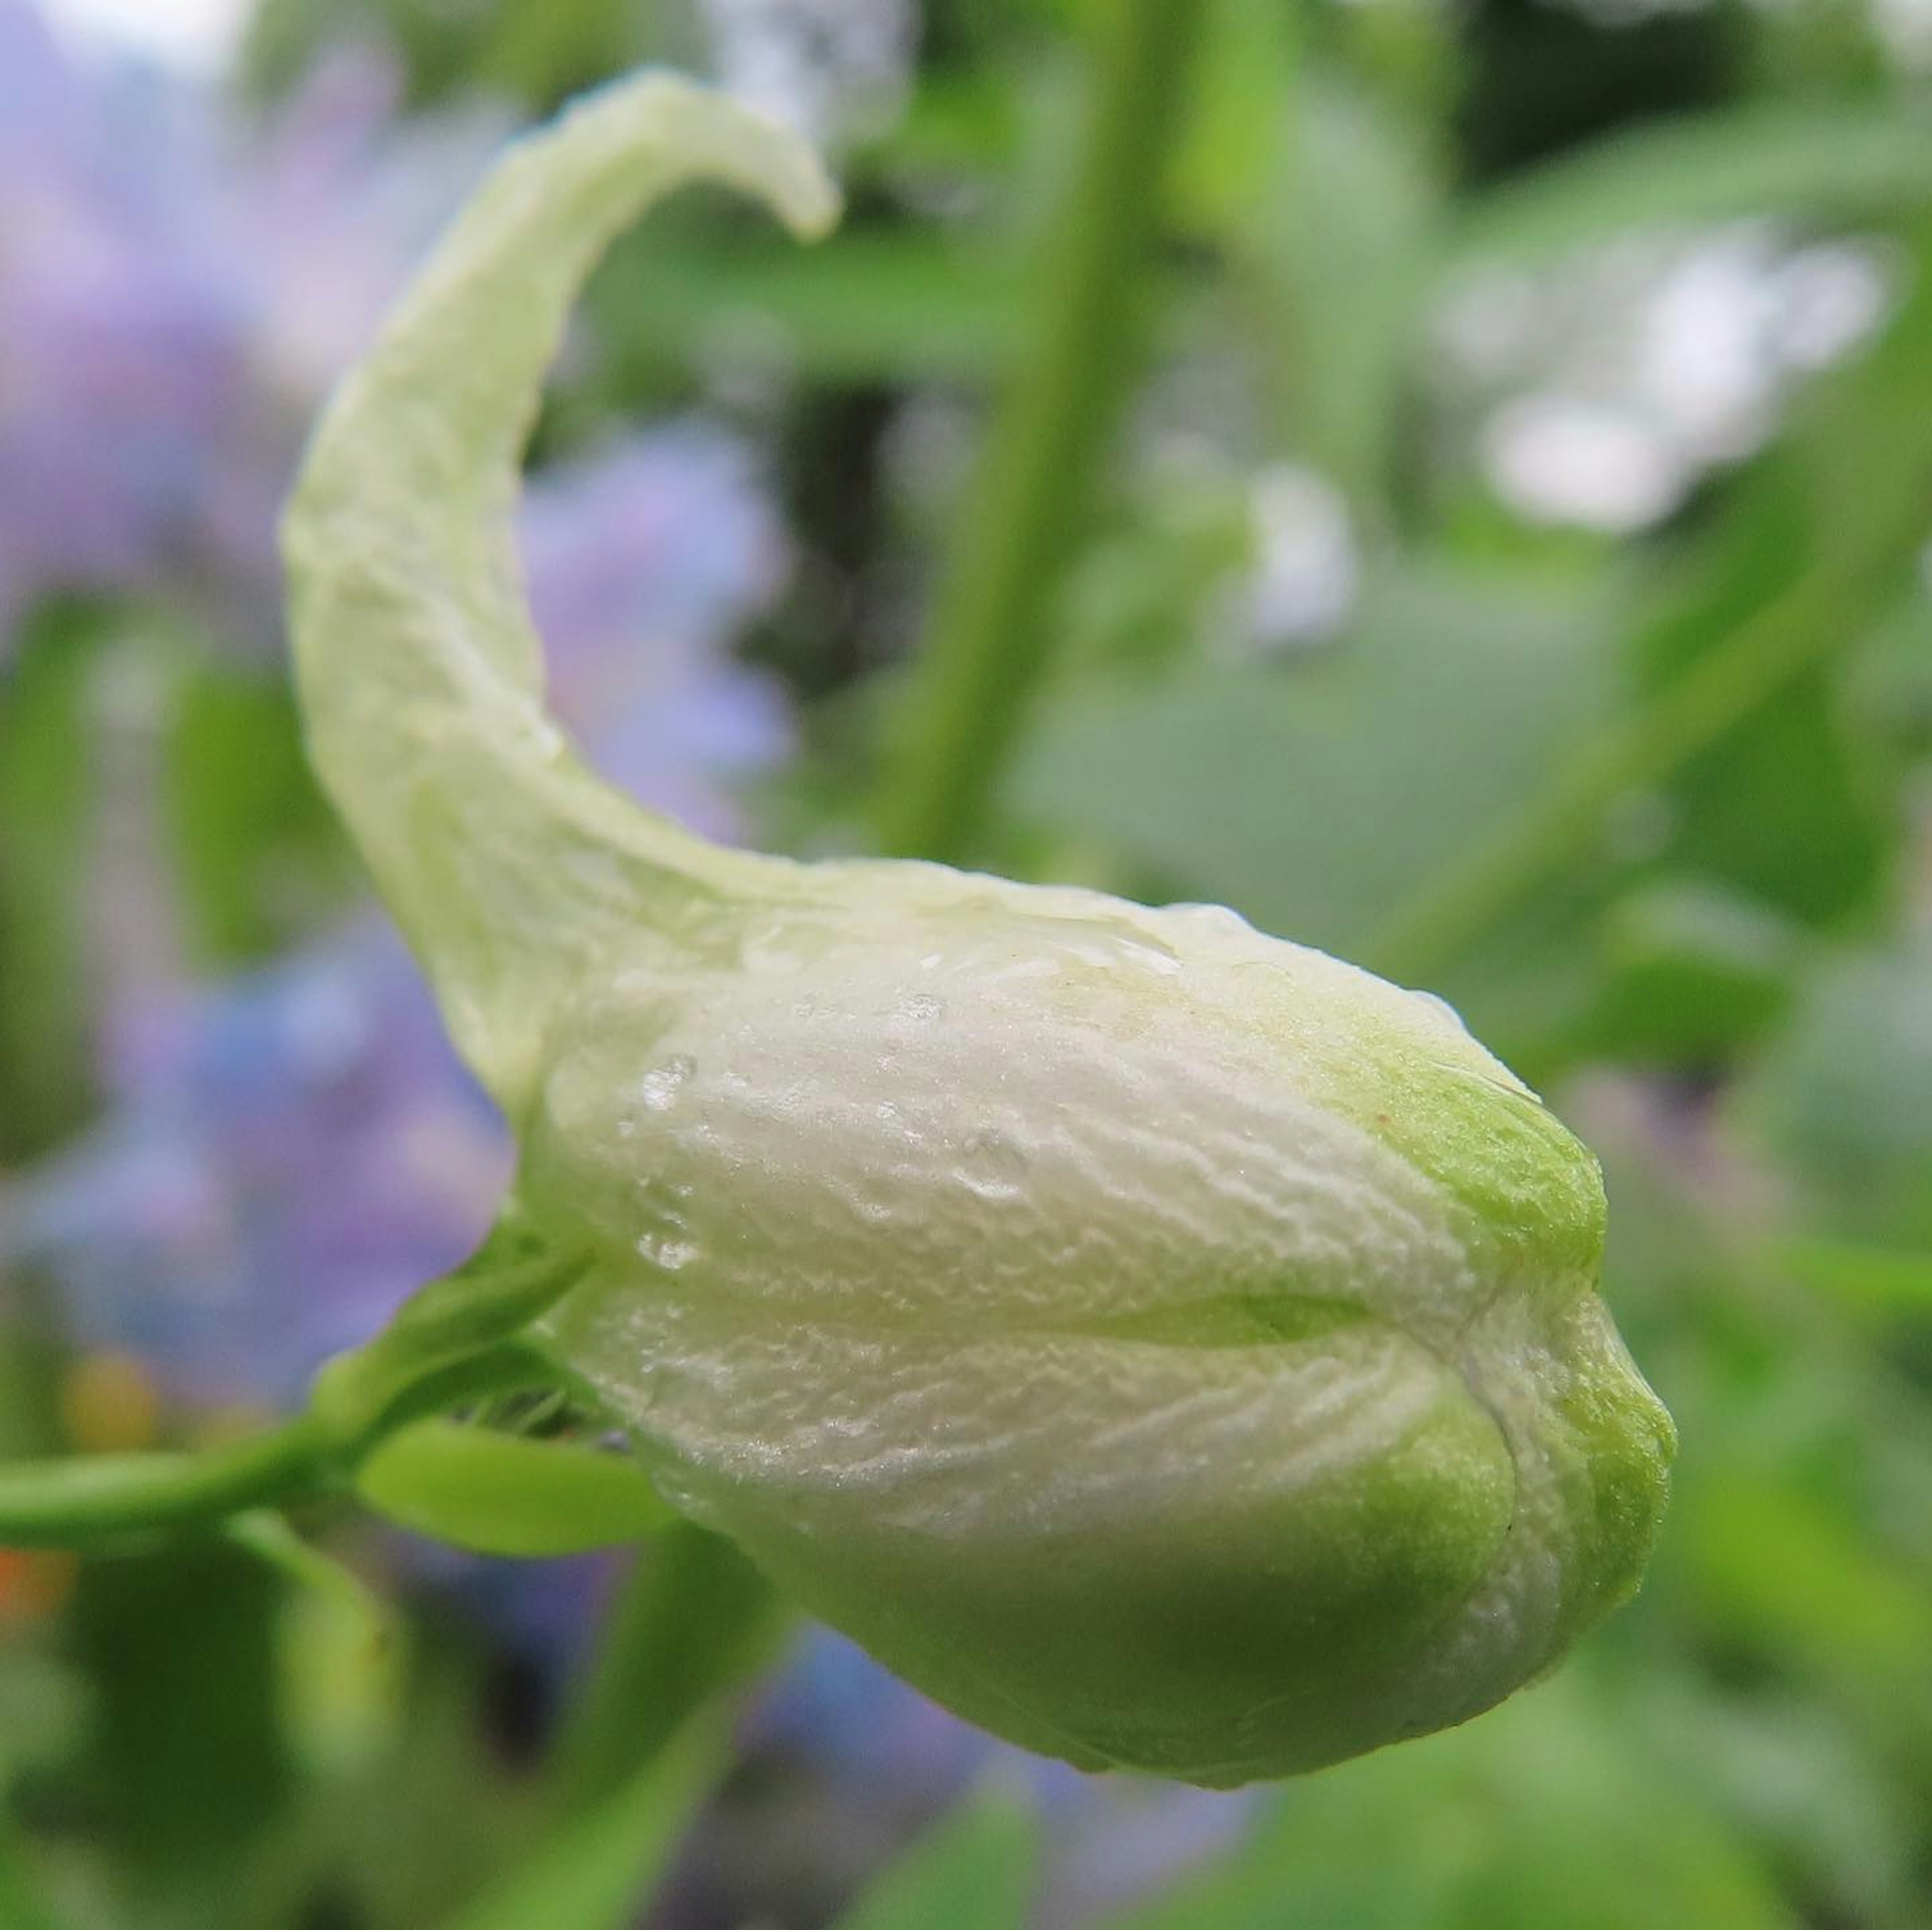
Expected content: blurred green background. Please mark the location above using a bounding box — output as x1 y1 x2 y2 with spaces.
3 0 1930 1925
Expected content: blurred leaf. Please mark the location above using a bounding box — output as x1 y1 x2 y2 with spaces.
255 1520 406 1781
244 0 687 108
1780 1238 1932 1314
548 1524 784 1821
1637 1683 1918 1930
223 1511 393 1626
475 0 653 108
1734 935 1932 1243
1626 473 1894 930
1056 482 1253 678
356 1421 674 1557
1363 219 1932 994
163 663 347 969
0 1644 90 1787
0 1802 70 1930
1012 558 1620 962
1446 103 1932 272
1102 1676 1795 1930
1239 69 1443 503
448 1713 727 1930
70 1541 290 1926
1679 1474 1932 1696
829 1790 1040 1930
1171 0 1300 237
0 602 105 1160
592 229 1029 387
1575 877 1800 1062
1617 235 1932 925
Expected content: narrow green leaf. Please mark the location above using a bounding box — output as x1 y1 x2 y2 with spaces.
831 1790 1040 1930
447 1715 728 1930
548 1524 784 1820
1447 105 1932 273
1780 1240 1932 1313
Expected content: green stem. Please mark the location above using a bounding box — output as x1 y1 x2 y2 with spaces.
0 1415 335 1547
0 1249 572 1549
874 0 1209 862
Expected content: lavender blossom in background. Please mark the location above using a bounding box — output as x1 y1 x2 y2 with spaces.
0 0 503 649
14 420 795 1402
527 425 792 835
16 921 507 1406
3 0 800 1404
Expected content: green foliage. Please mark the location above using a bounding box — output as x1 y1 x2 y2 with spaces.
829 1790 1040 1930
1444 101 1932 270
6 0 1932 1922
446 1716 727 1930
162 662 346 968
1101 1677 1797 1930
1013 558 1619 968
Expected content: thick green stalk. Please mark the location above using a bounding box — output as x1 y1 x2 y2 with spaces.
874 0 1209 862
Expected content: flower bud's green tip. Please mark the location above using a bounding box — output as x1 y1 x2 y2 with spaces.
283 69 1674 1788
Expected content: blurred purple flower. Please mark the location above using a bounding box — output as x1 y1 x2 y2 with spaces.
527 425 792 839
14 920 508 1405
15 410 795 1400
0 1 504 646
4 0 799 1405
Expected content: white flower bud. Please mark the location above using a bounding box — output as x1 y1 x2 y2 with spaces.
283 73 1672 1787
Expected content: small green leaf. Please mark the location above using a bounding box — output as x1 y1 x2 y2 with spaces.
356 1421 674 1557
831 1790 1040 1930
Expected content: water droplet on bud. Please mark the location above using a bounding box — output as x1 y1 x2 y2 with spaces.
638 1053 696 1112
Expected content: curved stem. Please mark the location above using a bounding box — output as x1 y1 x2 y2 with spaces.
874 0 1210 863
0 1414 336 1547
0 1237 575 1549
